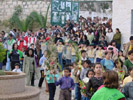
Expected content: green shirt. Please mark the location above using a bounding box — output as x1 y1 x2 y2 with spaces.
124 59 133 69
8 49 23 59
46 70 59 84
113 32 121 44
91 87 125 100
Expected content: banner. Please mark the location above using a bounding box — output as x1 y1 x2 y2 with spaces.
51 0 79 26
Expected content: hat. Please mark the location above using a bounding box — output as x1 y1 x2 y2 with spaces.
59 39 63 43
98 44 103 47
108 47 113 50
89 43 94 46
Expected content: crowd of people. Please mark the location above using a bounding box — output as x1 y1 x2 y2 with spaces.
0 16 133 100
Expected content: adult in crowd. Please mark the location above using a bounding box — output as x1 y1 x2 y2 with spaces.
1 16 131 100
23 48 36 86
101 51 114 70
123 67 133 86
124 50 133 69
9 43 23 70
122 81 133 100
86 63 103 99
113 28 121 50
123 36 133 57
106 28 114 44
5 34 16 71
91 70 125 100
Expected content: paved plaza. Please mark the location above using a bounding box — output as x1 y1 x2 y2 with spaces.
35 80 60 100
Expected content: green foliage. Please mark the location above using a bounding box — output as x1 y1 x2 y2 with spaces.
12 15 33 32
101 2 109 10
43 4 50 28
30 11 44 29
9 4 50 31
43 38 60 70
0 43 6 63
57 63 62 71
9 5 34 32
30 4 50 28
9 5 22 28
72 43 81 64
79 80 87 94
117 59 125 81
14 5 23 15
80 2 95 11
0 70 6 75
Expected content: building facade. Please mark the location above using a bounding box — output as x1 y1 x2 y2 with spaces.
112 0 133 44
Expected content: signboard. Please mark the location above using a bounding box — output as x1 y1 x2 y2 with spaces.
51 0 79 26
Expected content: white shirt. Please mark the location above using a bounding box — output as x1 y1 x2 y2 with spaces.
81 57 87 61
106 32 114 43
28 37 36 47
12 69 22 73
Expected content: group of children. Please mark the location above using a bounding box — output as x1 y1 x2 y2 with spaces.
1 16 133 100
45 59 133 100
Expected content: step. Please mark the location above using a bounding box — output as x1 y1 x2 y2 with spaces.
0 72 25 95
0 86 41 100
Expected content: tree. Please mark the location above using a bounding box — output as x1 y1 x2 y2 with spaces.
0 43 6 63
30 4 50 28
9 5 33 31
9 4 50 31
11 15 33 32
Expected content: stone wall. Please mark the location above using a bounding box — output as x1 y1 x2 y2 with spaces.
0 0 51 21
112 0 133 44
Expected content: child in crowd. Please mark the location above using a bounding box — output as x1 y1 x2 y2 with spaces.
100 51 114 70
57 39 64 70
71 46 76 63
63 41 72 65
113 59 128 86
124 50 133 69
46 68 59 100
113 59 128 74
80 60 91 80
12 63 22 73
82 69 95 100
86 63 103 99
95 45 105 63
79 43 85 51
73 63 82 100
118 50 125 63
83 69 95 84
20 47 25 71
55 67 75 100
38 50 47 88
87 44 96 63
122 81 133 100
123 67 133 86
81 50 87 61
69 63 75 100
